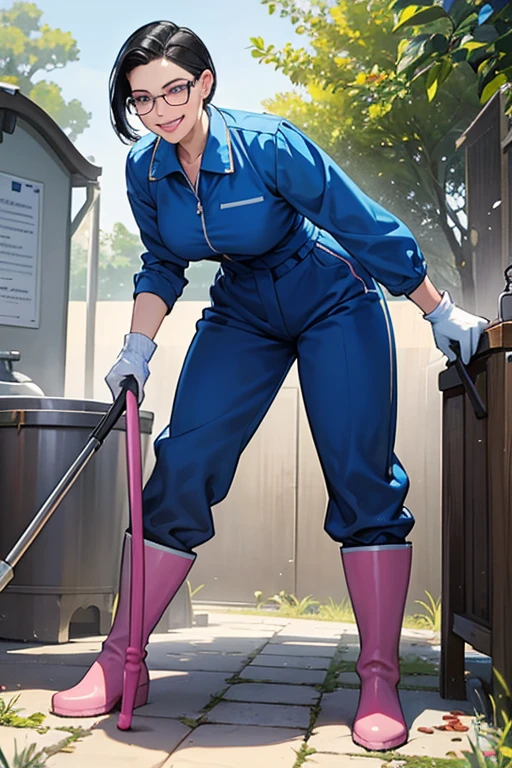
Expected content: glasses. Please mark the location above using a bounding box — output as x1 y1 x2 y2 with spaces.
126 78 198 116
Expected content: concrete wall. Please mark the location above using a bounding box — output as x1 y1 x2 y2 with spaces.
65 298 445 615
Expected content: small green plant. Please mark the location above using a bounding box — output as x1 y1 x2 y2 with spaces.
464 669 512 768
411 590 441 632
258 590 320 617
0 697 46 731
179 716 200 728
0 743 47 768
292 742 317 767
318 597 355 622
187 581 205 600
0 726 92 768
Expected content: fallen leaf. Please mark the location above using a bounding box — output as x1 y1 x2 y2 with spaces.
452 723 469 732
418 727 434 734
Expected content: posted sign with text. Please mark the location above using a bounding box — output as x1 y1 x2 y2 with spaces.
0 172 43 328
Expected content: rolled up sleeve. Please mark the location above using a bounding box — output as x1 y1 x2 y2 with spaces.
275 120 427 297
126 153 188 313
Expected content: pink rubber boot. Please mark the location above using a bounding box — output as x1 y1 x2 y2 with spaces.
51 533 195 717
341 543 412 751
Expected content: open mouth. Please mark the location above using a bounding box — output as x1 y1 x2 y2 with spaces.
157 116 184 132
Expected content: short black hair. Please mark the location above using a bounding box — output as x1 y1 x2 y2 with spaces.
109 21 217 143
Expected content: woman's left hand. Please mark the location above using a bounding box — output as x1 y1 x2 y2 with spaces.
424 291 488 364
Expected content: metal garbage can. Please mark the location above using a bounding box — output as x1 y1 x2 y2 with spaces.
0 396 154 643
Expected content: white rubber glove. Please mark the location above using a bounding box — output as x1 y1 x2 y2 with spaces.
424 291 488 364
105 332 157 405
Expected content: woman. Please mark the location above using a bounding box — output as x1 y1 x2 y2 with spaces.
52 21 487 751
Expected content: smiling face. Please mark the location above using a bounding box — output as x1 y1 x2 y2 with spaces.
126 58 213 144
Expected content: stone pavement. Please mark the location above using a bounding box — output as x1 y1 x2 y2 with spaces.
0 611 486 768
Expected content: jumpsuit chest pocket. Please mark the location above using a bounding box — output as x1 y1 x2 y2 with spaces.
313 242 370 293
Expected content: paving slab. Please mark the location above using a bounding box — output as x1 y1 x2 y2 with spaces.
309 687 474 758
163 723 304 767
308 689 362 755
338 646 360 663
338 672 439 690
395 690 475 759
136 670 230 720
260 641 338 658
400 642 441 660
45 715 190 768
273 624 344 640
147 651 247 674
250 654 330 670
0 660 97 715
224 683 320 706
0 638 102 668
205 700 311 729
308 755 385 767
240 665 325 685
160 638 269 655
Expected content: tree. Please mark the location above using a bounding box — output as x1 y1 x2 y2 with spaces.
69 223 218 301
389 0 512 113
0 1 91 140
70 223 143 301
250 0 487 304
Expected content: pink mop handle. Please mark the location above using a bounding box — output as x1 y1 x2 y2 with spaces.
117 388 145 731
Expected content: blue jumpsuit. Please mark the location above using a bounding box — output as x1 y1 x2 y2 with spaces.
126 104 427 553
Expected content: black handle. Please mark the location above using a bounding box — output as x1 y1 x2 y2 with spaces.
90 376 140 445
449 342 487 420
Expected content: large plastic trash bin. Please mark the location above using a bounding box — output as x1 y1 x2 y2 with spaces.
0 396 154 643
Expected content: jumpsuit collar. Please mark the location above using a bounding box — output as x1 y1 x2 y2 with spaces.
148 104 234 181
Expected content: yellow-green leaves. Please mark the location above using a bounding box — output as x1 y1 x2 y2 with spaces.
392 4 451 33
480 72 507 103
391 0 512 108
0 2 89 140
426 57 454 100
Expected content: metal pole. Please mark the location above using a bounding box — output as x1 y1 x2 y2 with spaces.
84 184 100 399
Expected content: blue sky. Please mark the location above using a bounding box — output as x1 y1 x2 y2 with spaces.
34 0 301 232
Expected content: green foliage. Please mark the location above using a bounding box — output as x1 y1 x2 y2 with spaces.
317 597 355 623
256 589 320 617
187 582 205 599
399 654 438 675
0 743 47 768
465 669 512 768
0 696 46 730
292 742 317 768
252 0 485 303
0 1 91 139
389 0 512 112
412 590 442 631
69 222 218 302
0 699 92 768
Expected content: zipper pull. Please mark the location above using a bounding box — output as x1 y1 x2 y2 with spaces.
197 201 203 215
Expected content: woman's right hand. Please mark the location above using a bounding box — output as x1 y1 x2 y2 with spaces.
105 332 157 405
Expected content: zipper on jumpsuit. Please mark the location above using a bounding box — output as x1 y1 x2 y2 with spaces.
184 171 223 256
